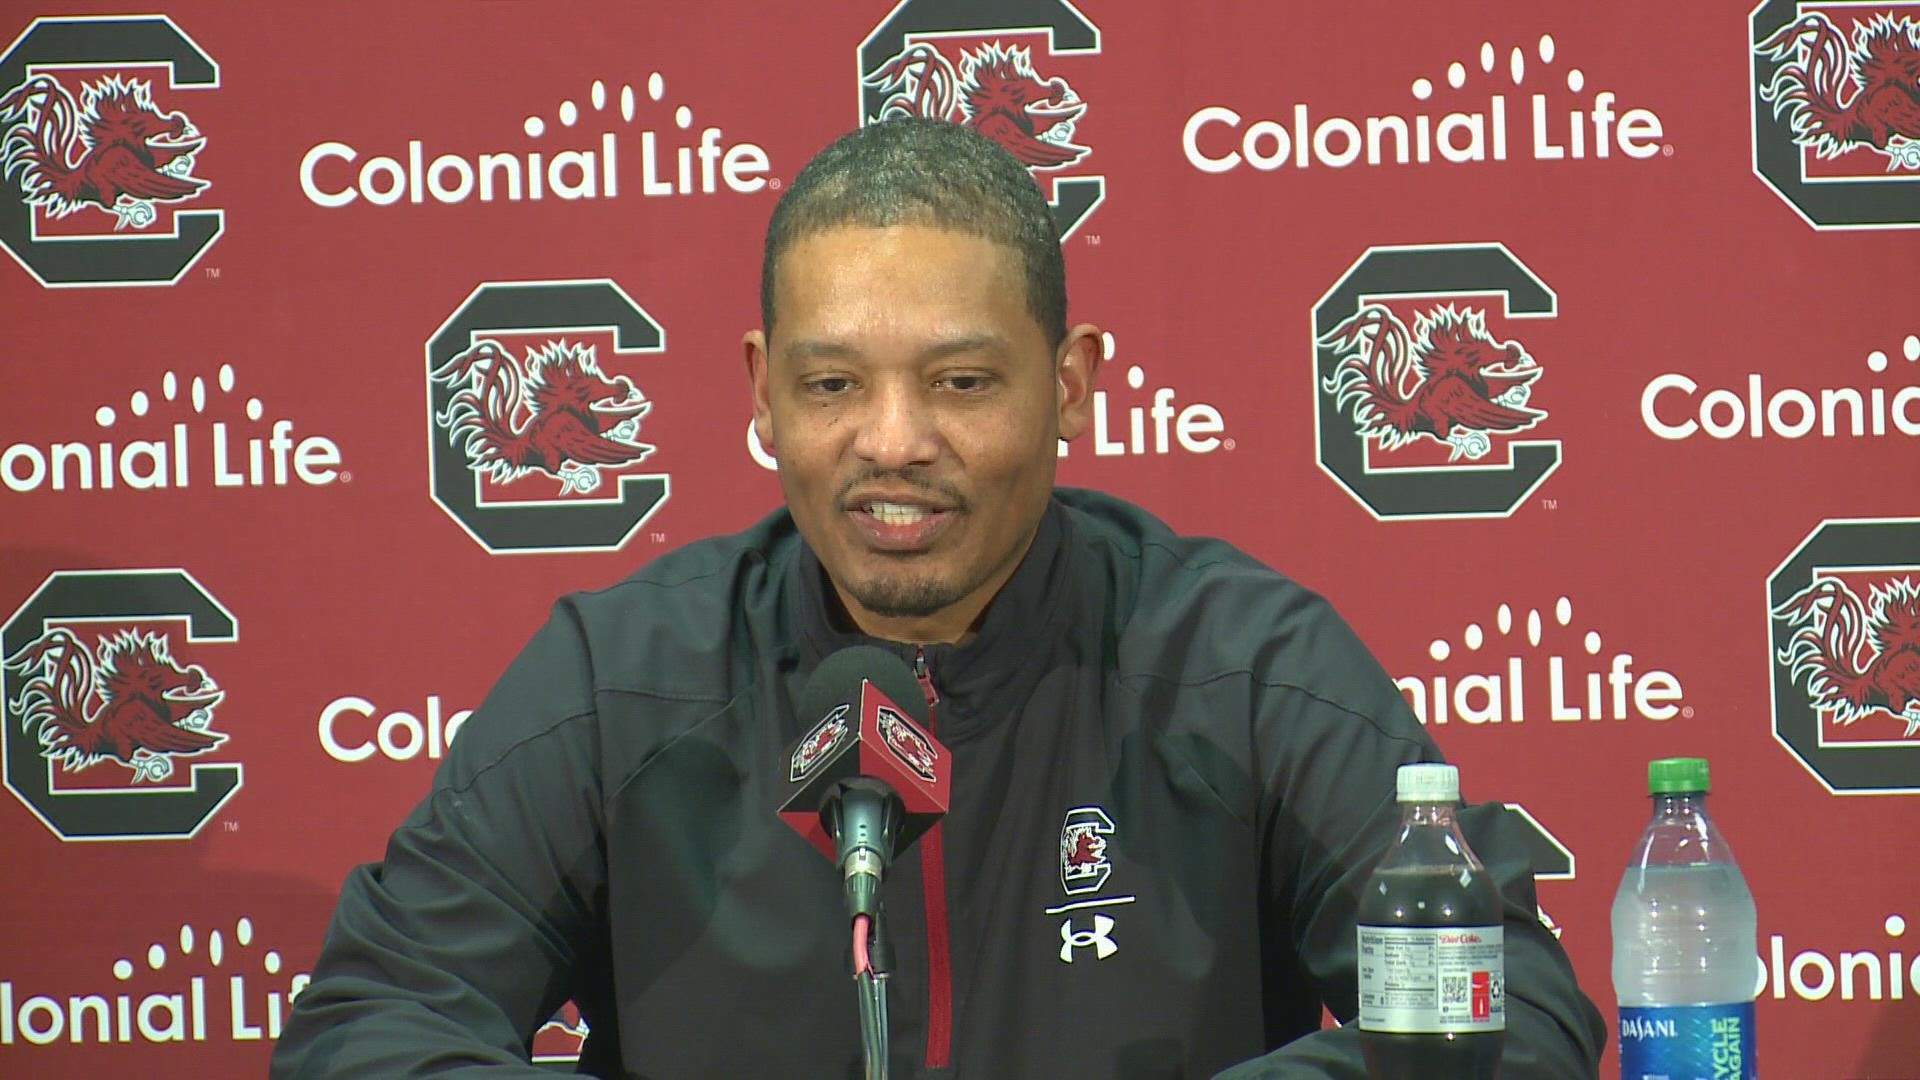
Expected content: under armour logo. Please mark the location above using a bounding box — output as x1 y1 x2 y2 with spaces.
1058 914 1118 962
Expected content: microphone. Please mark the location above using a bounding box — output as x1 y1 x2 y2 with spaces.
778 646 951 920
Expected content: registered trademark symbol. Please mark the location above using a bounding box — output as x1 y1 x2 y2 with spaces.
769 177 783 190
1222 437 1236 451
338 471 353 483
1662 145 1674 157
1681 706 1695 719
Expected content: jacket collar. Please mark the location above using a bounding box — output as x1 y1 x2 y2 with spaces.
792 496 1073 742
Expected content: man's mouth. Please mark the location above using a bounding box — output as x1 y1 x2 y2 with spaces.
847 496 955 550
866 500 931 527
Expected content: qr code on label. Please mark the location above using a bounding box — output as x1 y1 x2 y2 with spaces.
1441 975 1469 1005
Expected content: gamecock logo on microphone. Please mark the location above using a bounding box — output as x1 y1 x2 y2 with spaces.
1768 517 1920 794
790 703 850 782
0 15 223 286
1750 2 1920 229
876 704 937 783
857 0 1105 241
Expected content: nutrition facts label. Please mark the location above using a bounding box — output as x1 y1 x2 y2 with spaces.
1357 924 1505 1033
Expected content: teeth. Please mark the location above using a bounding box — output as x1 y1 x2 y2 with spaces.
867 501 930 526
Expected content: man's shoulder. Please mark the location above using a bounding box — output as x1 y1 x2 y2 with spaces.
585 506 799 600
1055 486 1309 611
557 506 802 693
1056 488 1398 715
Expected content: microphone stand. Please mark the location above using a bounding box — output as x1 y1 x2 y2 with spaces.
827 780 903 1080
854 912 890 1080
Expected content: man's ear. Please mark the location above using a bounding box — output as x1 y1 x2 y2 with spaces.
744 329 775 456
1055 323 1104 441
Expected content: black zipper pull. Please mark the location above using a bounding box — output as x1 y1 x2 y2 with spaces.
913 644 941 711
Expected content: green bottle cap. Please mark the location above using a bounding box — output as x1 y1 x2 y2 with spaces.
1648 757 1710 795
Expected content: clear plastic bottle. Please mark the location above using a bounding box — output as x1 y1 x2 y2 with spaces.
1357 763 1505 1079
1610 757 1757 1079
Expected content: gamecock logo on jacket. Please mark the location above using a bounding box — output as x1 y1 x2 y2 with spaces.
1 569 241 840
1059 805 1115 895
1750 2 1920 228
424 280 671 554
1768 518 1920 794
857 0 1104 240
1312 244 1560 519
0 15 222 285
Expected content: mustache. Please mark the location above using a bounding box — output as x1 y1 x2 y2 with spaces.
836 468 968 511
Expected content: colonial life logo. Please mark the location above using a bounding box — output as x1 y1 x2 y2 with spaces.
1642 330 1920 443
1763 911 1920 1003
1750 2 1920 229
0 363 346 496
1313 244 1560 519
425 279 671 554
299 70 769 210
1769 518 1920 795
857 0 1105 241
0 15 222 286
1392 596 1688 729
0 916 307 1049
1185 31 1670 175
317 693 473 766
1 570 241 841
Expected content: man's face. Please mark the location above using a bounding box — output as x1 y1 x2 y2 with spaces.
745 224 1099 642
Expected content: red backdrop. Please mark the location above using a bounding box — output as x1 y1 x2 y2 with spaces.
2 2 1917 1075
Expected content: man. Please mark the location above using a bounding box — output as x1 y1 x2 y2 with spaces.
275 119 1604 1077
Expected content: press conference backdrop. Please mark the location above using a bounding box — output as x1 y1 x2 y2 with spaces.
0 1 1915 1075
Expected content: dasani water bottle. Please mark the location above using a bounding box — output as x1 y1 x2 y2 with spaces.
1610 757 1757 1079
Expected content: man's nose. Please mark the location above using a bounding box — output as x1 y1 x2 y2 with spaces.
851 380 940 468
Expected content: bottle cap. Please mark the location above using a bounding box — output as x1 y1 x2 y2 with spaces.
1647 757 1710 794
1395 763 1459 803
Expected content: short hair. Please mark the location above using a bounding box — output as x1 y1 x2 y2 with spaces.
760 118 1067 348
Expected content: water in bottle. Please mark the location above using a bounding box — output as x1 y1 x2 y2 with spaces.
1611 757 1757 1079
1357 763 1505 1079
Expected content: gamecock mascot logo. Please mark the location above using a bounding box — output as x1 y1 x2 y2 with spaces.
533 1001 589 1066
1319 304 1546 462
790 703 850 782
1059 805 1115 895
0 73 207 230
1757 12 1920 171
877 704 937 783
1773 576 1920 737
864 41 1089 168
5 627 226 784
432 338 654 496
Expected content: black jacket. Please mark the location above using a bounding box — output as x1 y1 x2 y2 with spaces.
274 488 1605 1078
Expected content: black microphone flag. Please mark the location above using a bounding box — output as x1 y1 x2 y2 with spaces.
778 646 951 862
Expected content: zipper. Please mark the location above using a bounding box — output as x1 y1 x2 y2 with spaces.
913 644 941 709
912 644 951 1069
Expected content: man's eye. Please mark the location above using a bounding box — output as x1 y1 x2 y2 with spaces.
940 374 992 392
806 377 854 394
